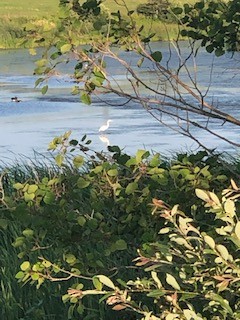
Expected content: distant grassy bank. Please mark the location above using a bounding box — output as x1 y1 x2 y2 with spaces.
0 0 198 48
0 0 58 48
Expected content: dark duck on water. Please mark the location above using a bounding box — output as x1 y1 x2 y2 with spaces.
11 96 21 102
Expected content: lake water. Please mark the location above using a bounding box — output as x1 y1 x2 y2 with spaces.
0 43 240 163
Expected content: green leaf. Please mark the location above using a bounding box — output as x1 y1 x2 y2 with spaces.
43 192 55 204
115 239 127 251
15 271 24 279
159 227 170 234
60 43 72 54
215 48 225 57
195 189 209 202
166 273 180 290
65 254 76 265
147 290 165 298
235 221 240 240
73 155 84 168
125 182 138 195
22 229 34 237
27 184 38 194
183 309 203 320
136 149 149 164
216 244 229 261
35 77 44 87
0 219 8 230
93 277 103 291
204 235 215 249
77 216 86 227
207 293 233 315
31 273 39 281
13 182 24 190
87 218 98 230
151 51 162 62
24 192 35 202
137 57 144 68
107 169 118 177
20 261 31 271
172 7 183 15
81 92 92 105
97 275 115 290
77 177 90 189
41 85 48 95
55 154 64 167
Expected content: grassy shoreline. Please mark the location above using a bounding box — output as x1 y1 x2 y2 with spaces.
0 0 198 48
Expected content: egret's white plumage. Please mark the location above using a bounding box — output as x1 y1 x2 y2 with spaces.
99 119 112 132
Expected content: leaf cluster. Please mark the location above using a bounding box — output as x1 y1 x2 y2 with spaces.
2 133 240 318
174 0 240 55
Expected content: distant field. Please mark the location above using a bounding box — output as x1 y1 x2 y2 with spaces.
0 0 198 17
0 0 59 18
0 0 198 48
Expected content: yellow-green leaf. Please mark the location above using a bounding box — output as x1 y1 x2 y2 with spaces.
55 154 64 167
41 85 48 95
166 273 180 290
60 43 72 54
224 199 235 217
125 182 138 195
107 169 118 177
158 227 170 234
216 244 229 261
235 221 240 240
183 309 203 320
97 275 115 290
195 189 209 202
24 192 35 202
204 235 215 249
13 182 24 190
20 261 31 271
27 184 38 194
73 155 84 168
93 277 103 291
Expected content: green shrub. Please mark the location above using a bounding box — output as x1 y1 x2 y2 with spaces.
1 134 239 319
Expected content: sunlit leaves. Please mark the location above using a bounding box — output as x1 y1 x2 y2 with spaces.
96 275 115 290
176 0 240 54
204 235 215 249
73 155 84 168
81 92 92 105
166 273 180 290
20 261 31 271
235 221 240 240
60 43 72 54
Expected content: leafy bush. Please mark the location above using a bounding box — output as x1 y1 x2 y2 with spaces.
1 134 240 319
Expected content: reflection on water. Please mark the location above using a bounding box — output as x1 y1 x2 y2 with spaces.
99 134 110 146
0 44 240 162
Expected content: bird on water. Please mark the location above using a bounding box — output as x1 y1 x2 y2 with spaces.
99 119 112 133
11 96 21 102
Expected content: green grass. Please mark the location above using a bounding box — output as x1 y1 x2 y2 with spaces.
0 0 199 48
0 0 59 18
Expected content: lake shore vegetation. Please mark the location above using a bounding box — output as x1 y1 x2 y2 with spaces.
0 0 199 48
1 133 240 319
1 1 240 319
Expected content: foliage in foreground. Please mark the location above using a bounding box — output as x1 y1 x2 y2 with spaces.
1 133 240 319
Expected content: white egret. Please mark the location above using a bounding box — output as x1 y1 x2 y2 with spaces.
99 119 112 133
